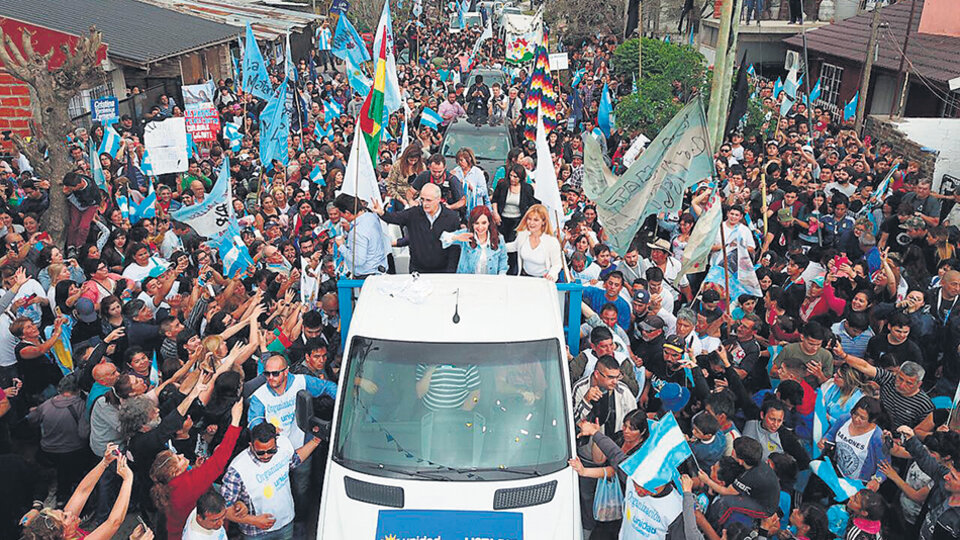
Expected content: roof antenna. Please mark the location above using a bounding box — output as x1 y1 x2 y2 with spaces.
452 288 461 324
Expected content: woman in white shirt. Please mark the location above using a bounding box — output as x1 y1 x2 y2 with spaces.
451 148 490 214
121 242 155 282
507 204 563 281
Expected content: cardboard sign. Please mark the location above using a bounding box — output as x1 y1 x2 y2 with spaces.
184 102 221 142
548 52 569 71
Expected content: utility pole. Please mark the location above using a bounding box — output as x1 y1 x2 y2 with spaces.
889 0 917 118
706 0 735 151
638 1 643 82
855 1 883 132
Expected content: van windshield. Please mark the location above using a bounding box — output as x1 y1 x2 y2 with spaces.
333 337 571 481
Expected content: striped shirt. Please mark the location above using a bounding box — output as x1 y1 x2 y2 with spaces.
317 27 332 51
874 368 934 429
416 364 481 411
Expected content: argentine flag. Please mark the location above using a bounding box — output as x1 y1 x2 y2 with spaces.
324 100 343 123
812 387 830 459
217 221 256 278
130 180 157 225
810 457 863 501
314 121 332 142
99 128 122 159
619 413 692 491
223 122 243 152
420 107 443 131
140 148 156 177
309 164 325 186
843 92 859 122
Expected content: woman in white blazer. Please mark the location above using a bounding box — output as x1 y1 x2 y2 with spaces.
507 204 563 281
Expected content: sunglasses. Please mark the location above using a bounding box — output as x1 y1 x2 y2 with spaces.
254 446 279 457
263 368 287 378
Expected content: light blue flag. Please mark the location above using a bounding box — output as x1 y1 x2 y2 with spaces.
746 63 755 76
98 128 122 159
773 77 783 98
89 142 107 191
810 457 864 501
597 83 613 139
140 148 155 177
332 14 371 67
171 159 235 238
242 23 272 100
186 132 198 159
116 191 131 220
632 74 637 94
309 164 326 186
703 237 762 302
871 163 900 209
780 93 795 116
130 180 156 225
314 120 332 143
420 107 443 130
843 91 858 122
216 220 256 278
809 78 822 103
284 34 297 83
812 387 830 459
572 68 586 87
259 77 290 171
324 99 343 123
345 57 372 95
783 77 798 100
580 96 715 255
619 413 692 491
223 122 242 152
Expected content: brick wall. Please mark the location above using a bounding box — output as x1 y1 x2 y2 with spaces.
864 114 939 177
0 72 33 151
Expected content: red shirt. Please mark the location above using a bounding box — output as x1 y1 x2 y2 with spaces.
165 425 241 540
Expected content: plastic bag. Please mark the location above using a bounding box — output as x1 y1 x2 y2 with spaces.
593 469 624 522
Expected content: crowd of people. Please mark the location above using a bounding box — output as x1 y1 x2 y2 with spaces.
0 1 957 539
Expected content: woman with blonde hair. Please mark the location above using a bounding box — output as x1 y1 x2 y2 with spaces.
508 204 563 280
386 142 425 208
150 400 243 540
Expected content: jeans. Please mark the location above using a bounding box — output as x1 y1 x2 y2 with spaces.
67 205 98 248
244 522 294 540
42 448 92 504
94 461 120 523
745 0 763 21
291 456 318 539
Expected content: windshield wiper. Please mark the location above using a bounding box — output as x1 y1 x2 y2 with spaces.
454 466 543 478
368 463 453 481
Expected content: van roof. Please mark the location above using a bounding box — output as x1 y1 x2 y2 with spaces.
348 274 565 343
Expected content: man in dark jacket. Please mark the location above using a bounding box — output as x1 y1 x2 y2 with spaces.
372 183 461 273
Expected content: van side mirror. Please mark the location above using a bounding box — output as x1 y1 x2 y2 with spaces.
296 390 334 441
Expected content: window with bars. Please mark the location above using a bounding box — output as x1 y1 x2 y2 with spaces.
819 63 844 107
68 80 116 119
943 91 960 118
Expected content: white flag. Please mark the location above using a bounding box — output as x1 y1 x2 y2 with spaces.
533 114 563 229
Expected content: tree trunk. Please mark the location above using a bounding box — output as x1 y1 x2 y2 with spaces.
0 26 105 248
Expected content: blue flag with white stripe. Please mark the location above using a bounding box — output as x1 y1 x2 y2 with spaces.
130 180 156 225
171 159 235 239
314 120 332 143
346 57 372 96
810 457 864 501
809 78 822 103
242 23 272 100
420 107 443 130
186 132 198 159
746 64 755 76
309 164 325 186
223 122 242 152
89 142 107 191
216 220 256 278
99 128 122 159
773 77 783 99
843 91 858 122
812 386 830 459
324 100 343 123
116 190 131 221
619 413 692 491
140 148 156 177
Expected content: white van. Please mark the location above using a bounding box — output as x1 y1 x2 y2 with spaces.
316 274 581 539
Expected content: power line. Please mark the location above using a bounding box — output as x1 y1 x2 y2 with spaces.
880 26 956 109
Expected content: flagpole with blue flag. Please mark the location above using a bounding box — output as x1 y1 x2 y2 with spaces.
332 14 372 67
597 82 613 140
242 23 272 100
843 91 859 122
259 76 290 171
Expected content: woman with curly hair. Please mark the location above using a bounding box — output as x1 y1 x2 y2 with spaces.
150 400 243 540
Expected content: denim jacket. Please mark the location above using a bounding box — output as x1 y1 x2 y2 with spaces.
440 230 508 275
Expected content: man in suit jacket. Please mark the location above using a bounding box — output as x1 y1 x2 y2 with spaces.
372 184 461 273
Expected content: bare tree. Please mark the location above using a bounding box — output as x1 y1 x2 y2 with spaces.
0 26 105 247
545 0 623 46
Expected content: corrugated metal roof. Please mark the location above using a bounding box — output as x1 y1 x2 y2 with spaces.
784 0 960 84
141 0 323 41
0 0 241 66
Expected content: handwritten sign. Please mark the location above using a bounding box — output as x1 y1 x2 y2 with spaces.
184 103 220 142
143 117 188 175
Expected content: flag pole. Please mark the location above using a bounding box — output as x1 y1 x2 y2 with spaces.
555 209 572 283
760 171 768 240
718 214 732 317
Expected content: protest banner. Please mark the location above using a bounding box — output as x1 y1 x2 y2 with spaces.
91 96 119 124
548 52 568 71
185 102 221 142
143 117 188 175
330 0 350 14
